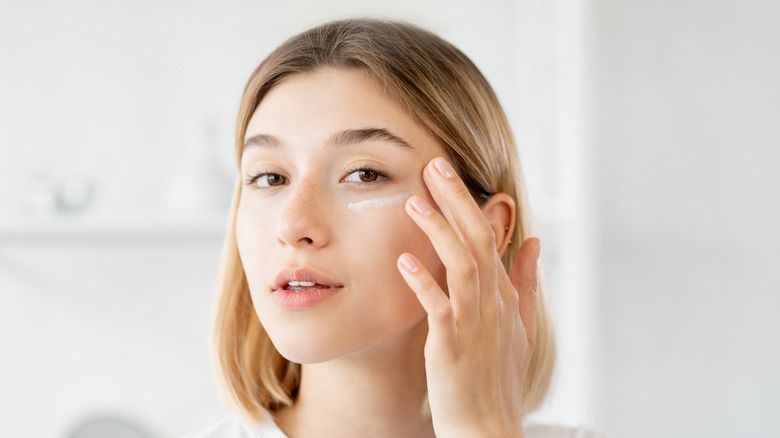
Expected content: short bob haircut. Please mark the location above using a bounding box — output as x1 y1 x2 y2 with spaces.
212 18 556 423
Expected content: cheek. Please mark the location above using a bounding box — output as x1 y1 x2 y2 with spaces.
342 201 444 286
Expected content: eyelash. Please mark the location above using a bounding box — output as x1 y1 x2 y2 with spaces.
243 164 392 190
343 163 391 185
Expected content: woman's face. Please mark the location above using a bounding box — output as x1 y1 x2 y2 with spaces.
236 67 448 363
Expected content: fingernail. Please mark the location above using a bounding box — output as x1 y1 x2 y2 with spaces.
433 158 455 178
399 254 419 273
409 196 432 216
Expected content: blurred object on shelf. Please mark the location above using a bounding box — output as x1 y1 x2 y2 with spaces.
65 413 156 438
58 177 93 213
21 175 93 218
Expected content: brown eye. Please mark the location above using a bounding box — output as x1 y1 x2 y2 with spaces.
345 168 381 183
257 173 287 187
358 169 377 182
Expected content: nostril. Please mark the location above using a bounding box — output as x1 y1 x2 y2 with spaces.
302 237 313 244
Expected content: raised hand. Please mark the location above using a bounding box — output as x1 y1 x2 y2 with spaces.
397 157 540 438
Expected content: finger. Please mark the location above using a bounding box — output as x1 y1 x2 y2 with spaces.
423 163 464 242
423 157 497 269
422 157 500 311
397 252 458 357
508 238 540 346
405 195 481 321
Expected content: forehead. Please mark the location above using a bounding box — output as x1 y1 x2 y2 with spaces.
244 68 442 157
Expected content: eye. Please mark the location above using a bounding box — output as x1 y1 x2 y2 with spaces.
342 164 391 184
344 168 379 183
246 172 288 188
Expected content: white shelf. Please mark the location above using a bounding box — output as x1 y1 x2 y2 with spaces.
0 214 229 241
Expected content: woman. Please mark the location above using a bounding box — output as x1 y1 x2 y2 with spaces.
191 18 603 438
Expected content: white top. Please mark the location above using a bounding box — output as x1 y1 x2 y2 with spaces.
185 416 609 438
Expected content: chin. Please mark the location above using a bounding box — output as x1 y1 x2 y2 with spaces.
268 329 353 364
274 342 346 364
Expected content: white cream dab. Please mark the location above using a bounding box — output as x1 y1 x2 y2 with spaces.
347 193 415 212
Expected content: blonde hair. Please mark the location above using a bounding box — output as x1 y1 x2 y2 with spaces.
212 18 556 423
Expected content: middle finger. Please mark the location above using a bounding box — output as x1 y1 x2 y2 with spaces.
423 157 499 287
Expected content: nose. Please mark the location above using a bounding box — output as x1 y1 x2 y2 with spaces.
276 177 331 249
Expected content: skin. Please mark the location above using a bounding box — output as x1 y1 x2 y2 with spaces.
235 67 539 438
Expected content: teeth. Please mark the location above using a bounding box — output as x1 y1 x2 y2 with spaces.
287 281 316 287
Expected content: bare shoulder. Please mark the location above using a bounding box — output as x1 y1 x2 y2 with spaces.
525 423 611 438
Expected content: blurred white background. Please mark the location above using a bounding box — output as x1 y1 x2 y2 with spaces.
1 0 778 437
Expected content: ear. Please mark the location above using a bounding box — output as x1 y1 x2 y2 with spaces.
480 193 516 257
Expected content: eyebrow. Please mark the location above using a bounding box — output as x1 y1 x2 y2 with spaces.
241 128 413 156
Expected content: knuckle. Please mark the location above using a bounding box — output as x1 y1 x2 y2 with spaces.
455 257 478 278
449 182 472 200
418 273 438 292
432 217 452 234
431 303 453 322
475 225 496 248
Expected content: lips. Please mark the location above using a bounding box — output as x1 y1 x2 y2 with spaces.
271 268 344 309
272 268 344 292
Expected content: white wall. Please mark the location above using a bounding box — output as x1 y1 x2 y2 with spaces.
13 0 777 437
592 1 780 437
0 239 225 436
0 1 601 436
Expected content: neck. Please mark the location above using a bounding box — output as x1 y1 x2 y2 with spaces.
273 319 435 438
